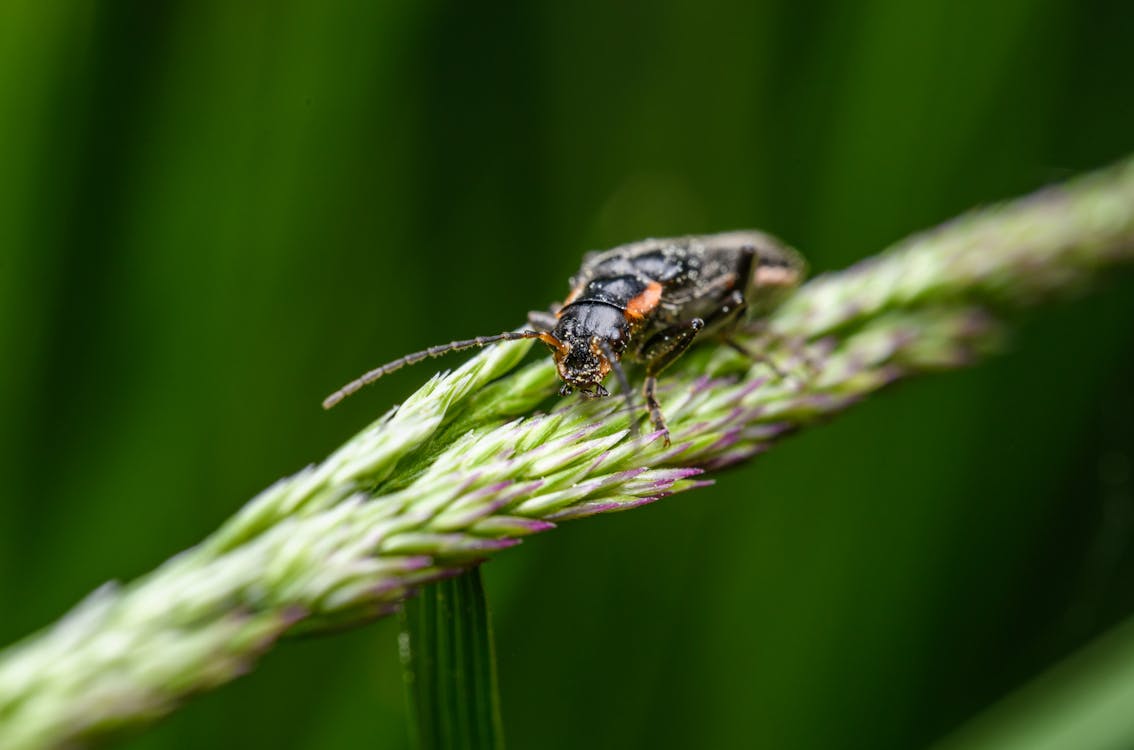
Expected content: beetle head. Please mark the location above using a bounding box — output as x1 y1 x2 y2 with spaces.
538 303 630 397
550 334 614 397
537 332 613 398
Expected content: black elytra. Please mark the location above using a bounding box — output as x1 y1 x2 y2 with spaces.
324 230 806 445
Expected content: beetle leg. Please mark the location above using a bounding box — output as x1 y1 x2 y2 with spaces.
690 245 757 310
735 243 757 290
704 289 748 328
703 286 794 381
676 246 755 327
747 242 806 315
527 308 559 331
722 336 790 380
596 339 640 438
638 317 706 446
750 323 820 379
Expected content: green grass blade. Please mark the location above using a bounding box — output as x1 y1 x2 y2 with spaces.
400 567 505 750
934 617 1134 750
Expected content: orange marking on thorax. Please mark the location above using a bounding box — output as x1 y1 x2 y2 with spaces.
625 281 663 321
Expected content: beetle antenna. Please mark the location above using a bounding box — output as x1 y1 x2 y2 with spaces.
323 330 562 409
597 339 639 437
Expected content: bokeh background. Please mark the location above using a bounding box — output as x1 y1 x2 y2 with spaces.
3 1 1134 748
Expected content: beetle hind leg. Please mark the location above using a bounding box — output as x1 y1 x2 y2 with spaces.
722 335 790 380
728 318 820 386
637 317 706 446
643 375 667 444
704 288 799 382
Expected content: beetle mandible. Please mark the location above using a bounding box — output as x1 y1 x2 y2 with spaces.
323 230 806 445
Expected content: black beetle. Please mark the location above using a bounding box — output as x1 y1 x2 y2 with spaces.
324 230 806 444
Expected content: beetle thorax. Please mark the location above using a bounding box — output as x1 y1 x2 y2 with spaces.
551 303 628 395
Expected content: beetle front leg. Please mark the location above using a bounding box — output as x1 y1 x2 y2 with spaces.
527 306 560 331
638 317 705 445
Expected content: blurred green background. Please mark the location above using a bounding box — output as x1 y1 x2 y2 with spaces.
2 1 1134 748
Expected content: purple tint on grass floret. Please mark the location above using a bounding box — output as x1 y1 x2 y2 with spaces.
934 350 975 369
397 555 434 571
694 409 741 438
738 405 771 425
572 423 605 442
613 466 650 482
498 417 528 436
574 467 651 495
648 474 698 492
229 658 257 679
454 496 515 521
834 393 866 411
452 483 516 517
840 300 865 321
709 428 743 453
711 406 746 427
682 420 711 436
517 478 546 494
488 480 545 510
888 328 918 351
815 335 838 357
682 479 717 491
546 494 667 521
553 447 595 468
511 519 556 533
958 309 996 337
424 566 468 583
496 479 546 506
804 392 844 413
545 501 620 520
585 449 619 475
664 467 705 481
622 494 665 510
463 480 514 503
525 433 577 459
495 450 516 469
737 377 770 399
466 537 522 552
368 579 407 599
690 375 715 395
747 421 792 440
368 602 403 620
654 440 695 462
279 605 310 628
877 364 905 387
455 471 483 492
703 446 765 471
357 527 390 554
630 467 704 493
230 608 306 664
839 353 865 377
523 423 600 460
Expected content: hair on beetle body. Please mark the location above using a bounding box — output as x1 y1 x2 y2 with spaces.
324 230 807 445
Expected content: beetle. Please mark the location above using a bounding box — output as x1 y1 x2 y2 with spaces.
323 230 806 445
